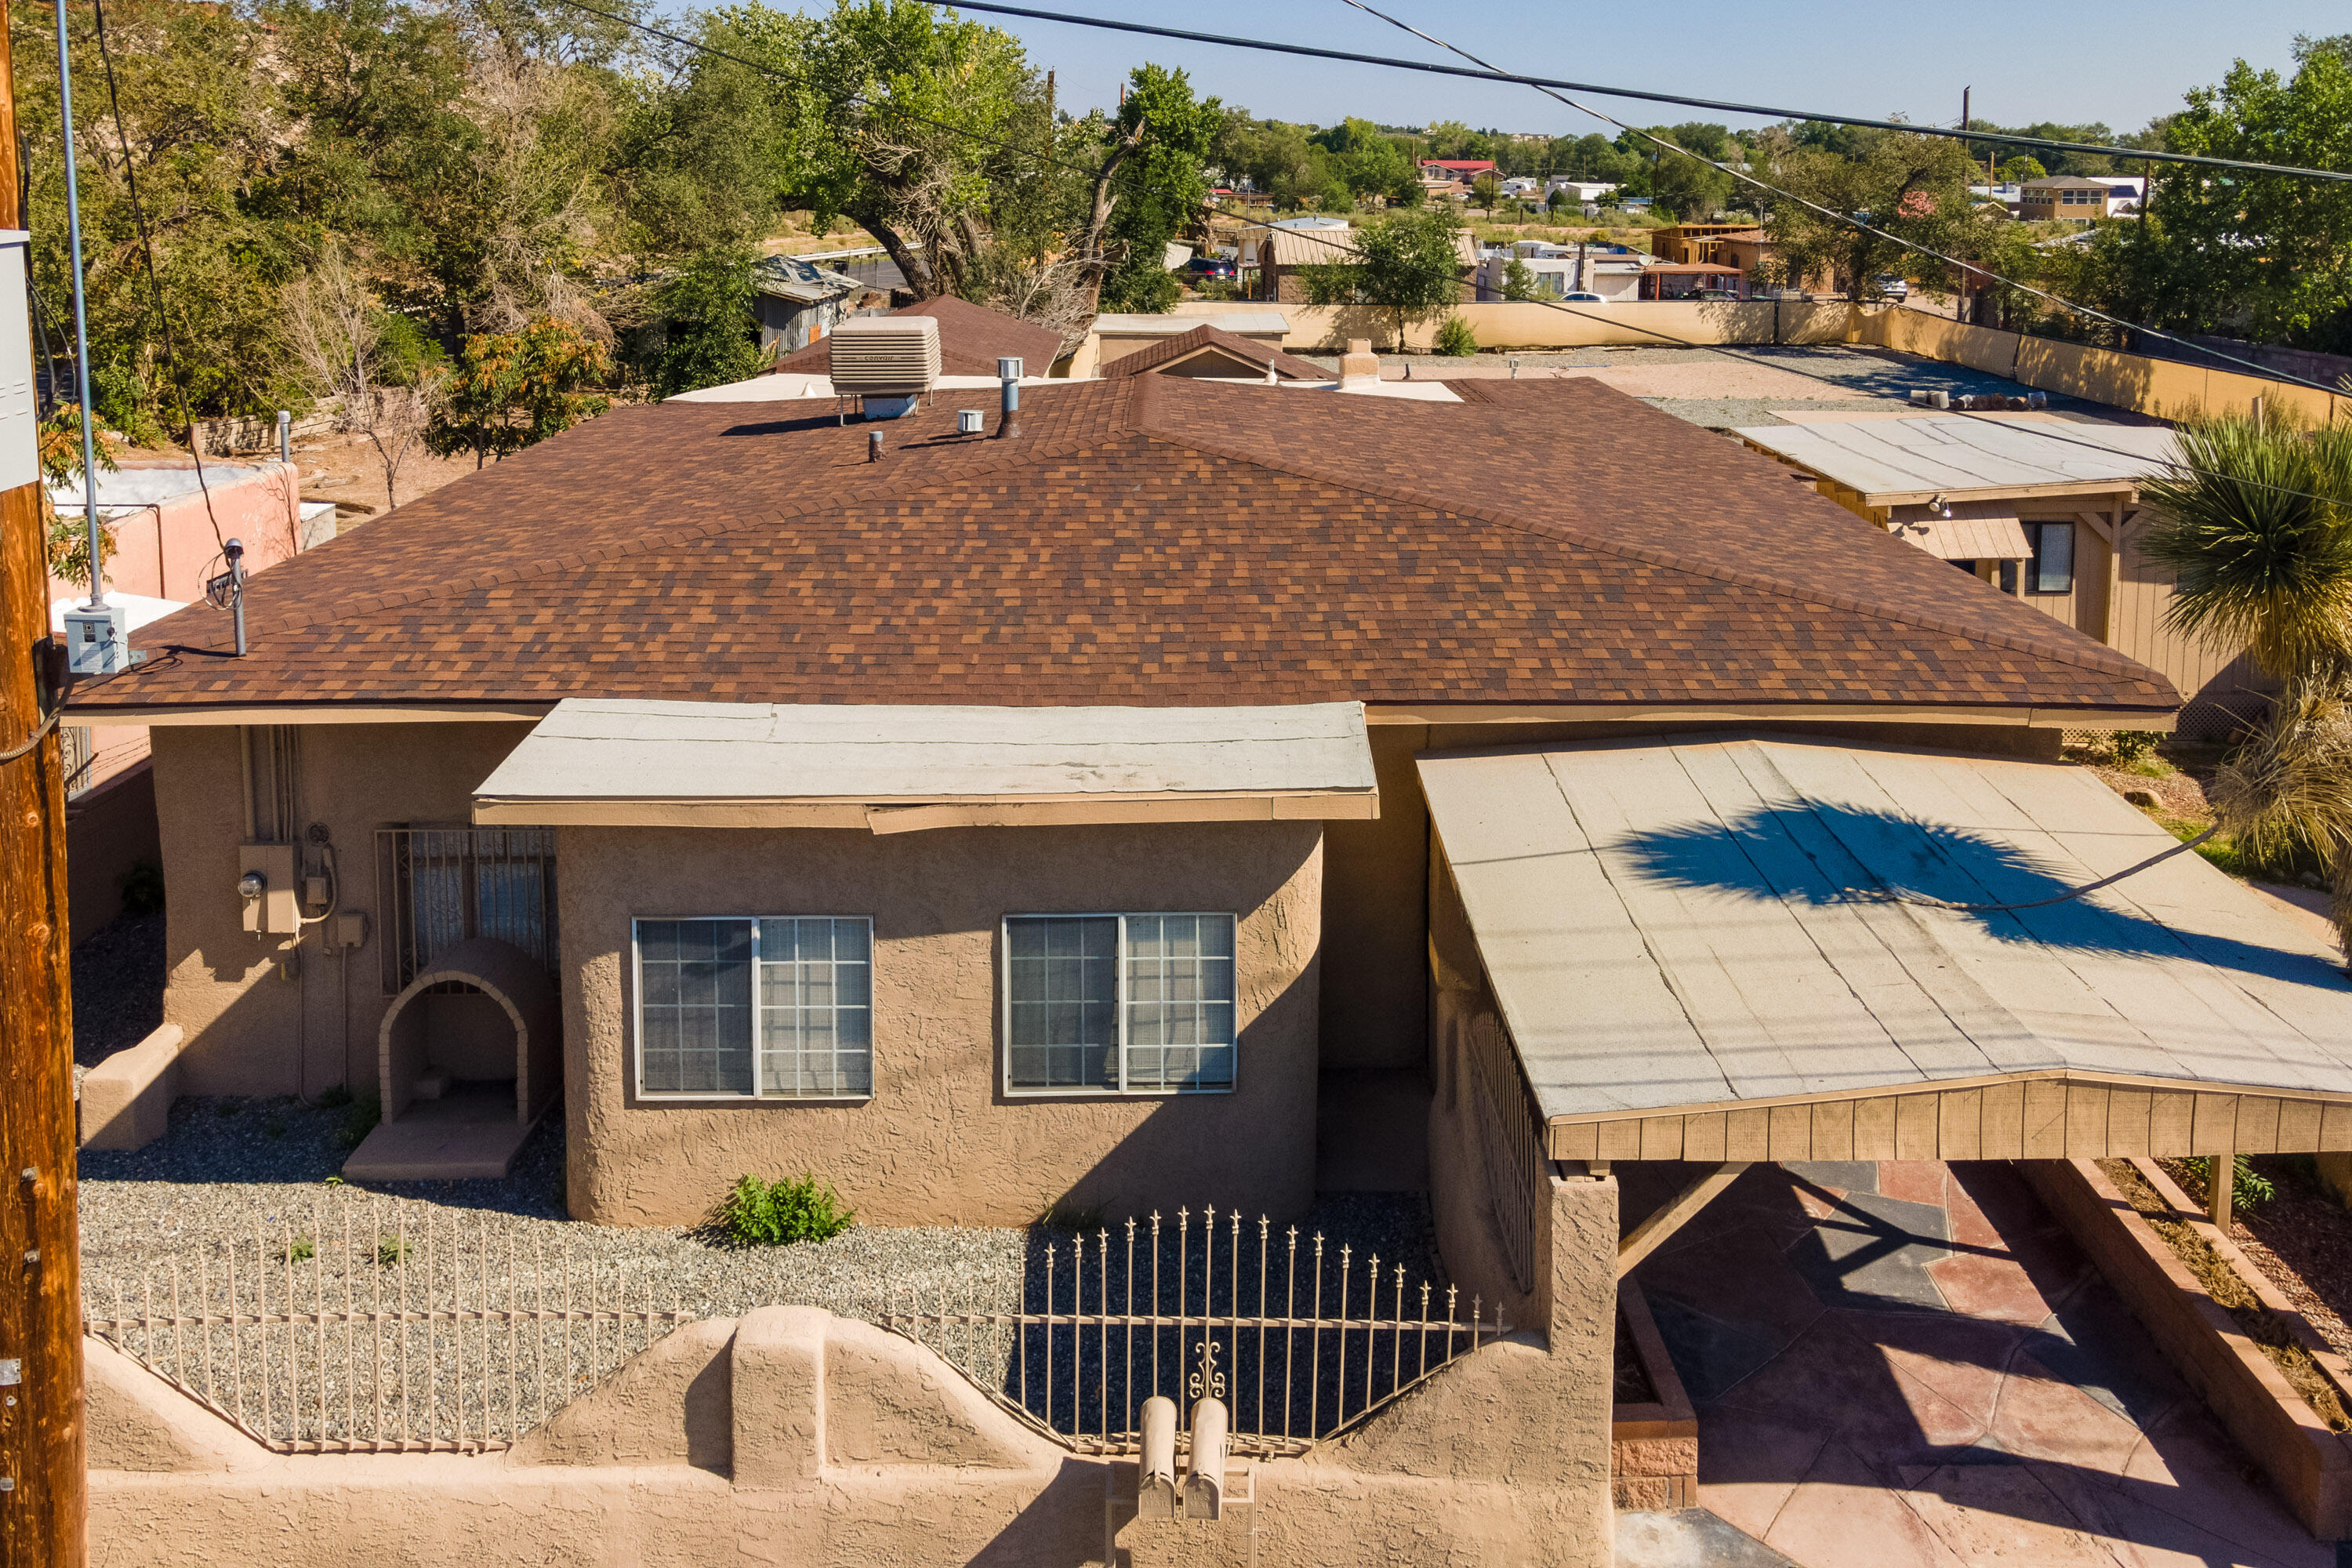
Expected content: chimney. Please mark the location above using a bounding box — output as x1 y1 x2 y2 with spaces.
1340 338 1379 387
996 357 1022 439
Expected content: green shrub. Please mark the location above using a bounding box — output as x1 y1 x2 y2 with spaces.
333 1092 381 1152
716 1173 855 1247
281 1236 315 1264
118 859 165 916
2190 1154 2277 1214
2107 730 2163 766
376 1236 409 1269
1433 314 1478 357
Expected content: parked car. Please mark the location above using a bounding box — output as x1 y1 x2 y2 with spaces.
1185 256 1238 282
1874 274 1910 300
1559 291 1606 303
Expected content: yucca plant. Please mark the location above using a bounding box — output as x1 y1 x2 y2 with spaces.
2143 415 2352 953
2141 417 2352 680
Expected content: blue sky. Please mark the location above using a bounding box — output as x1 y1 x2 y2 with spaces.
906 1 2340 136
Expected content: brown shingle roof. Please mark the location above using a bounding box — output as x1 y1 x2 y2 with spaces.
1099 324 1330 383
73 377 2178 717
771 294 1064 379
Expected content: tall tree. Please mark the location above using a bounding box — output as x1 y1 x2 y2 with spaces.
1096 64 1219 313
1300 206 1466 349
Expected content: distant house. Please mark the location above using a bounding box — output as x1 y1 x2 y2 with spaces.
1733 414 2260 737
1417 158 1496 195
750 255 877 357
1544 178 1618 206
1241 222 1479 304
2019 176 2118 221
1637 263 1750 301
1499 177 1541 200
1969 182 2025 216
1475 241 1650 302
1095 321 1330 382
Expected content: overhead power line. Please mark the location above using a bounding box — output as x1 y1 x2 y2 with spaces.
1323 0 2347 397
939 0 2352 184
553 0 2343 504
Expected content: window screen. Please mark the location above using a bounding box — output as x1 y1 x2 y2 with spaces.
2028 522 2075 593
637 919 754 1094
636 916 873 1098
1005 916 1118 1090
759 918 873 1096
1004 914 1237 1094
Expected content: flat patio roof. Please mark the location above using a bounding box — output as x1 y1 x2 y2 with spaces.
1420 735 2352 1164
475 698 1378 831
1733 416 2180 507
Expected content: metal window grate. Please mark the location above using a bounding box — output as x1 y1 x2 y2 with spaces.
377 826 557 994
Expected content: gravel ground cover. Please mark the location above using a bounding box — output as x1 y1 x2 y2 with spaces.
81 1093 1449 1446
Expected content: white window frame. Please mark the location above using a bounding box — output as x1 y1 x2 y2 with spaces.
1000 912 1239 1098
631 915 874 1103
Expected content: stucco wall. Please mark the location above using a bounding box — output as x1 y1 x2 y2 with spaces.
557 819 1324 1228
151 721 539 1098
91 1294 1621 1568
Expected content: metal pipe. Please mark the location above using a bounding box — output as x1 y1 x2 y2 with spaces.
55 0 104 608
224 538 246 655
996 357 1022 439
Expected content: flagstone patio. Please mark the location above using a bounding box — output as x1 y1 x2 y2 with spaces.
1622 1160 2339 1568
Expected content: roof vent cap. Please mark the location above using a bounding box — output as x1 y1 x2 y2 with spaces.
957 409 985 435
830 315 941 402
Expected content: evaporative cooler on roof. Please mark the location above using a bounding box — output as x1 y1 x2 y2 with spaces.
827 315 942 399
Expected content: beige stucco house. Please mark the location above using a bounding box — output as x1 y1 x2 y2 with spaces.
72 372 2191 1229
83 367 2352 1566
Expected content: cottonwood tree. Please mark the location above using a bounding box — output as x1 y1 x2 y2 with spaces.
1754 127 1980 299
285 248 432 513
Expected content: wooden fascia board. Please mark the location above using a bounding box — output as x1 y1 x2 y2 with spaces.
1367 702 2174 730
74 704 557 728
472 789 1381 830
1543 1070 2352 1163
1861 480 2140 510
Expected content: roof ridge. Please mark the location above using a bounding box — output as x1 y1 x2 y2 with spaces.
1127 421 2156 685
249 408 1123 638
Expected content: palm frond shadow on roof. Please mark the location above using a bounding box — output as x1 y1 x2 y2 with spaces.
1622 800 2348 988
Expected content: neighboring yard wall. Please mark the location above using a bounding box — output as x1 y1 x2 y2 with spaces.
151 721 538 1098
48 462 307 608
1861 308 2349 426
67 759 159 943
1174 299 1859 353
557 818 1323 1228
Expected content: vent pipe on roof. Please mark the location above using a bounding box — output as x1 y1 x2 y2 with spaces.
996 357 1022 440
867 430 883 463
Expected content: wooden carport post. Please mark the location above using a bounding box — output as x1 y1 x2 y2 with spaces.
2209 1131 2236 1232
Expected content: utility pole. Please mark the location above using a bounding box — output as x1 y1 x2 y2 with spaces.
0 3 88 1562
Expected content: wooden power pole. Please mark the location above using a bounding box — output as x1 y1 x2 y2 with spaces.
0 5 88 1562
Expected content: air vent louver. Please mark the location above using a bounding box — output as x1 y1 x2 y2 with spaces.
829 315 942 398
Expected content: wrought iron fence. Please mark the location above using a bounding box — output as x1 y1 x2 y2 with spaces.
1465 1005 1546 1295
875 1206 1502 1458
83 1200 691 1453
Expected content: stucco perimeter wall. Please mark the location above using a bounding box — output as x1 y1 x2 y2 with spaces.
93 1298 1618 1568
151 721 538 1097
559 819 1323 1228
1171 298 1861 352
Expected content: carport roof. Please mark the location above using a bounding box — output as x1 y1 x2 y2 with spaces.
1420 735 2352 1163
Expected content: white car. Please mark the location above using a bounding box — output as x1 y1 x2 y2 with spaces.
1559 291 1606 303
1874 274 1911 300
